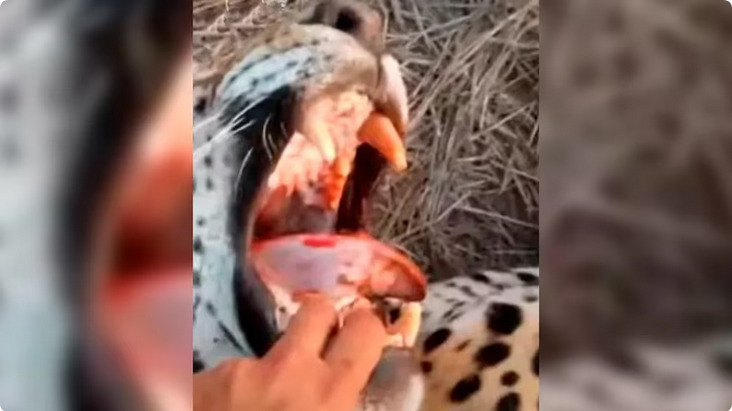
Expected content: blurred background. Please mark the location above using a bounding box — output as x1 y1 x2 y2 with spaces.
0 0 189 410
542 0 732 409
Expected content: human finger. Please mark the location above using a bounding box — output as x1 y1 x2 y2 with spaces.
323 307 386 396
267 295 338 360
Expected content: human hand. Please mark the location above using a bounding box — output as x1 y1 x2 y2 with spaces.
193 295 387 411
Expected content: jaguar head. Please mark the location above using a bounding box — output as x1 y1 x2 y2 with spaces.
194 0 427 409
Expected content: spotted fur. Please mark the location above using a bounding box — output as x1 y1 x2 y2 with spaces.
416 268 539 411
192 2 539 410
193 20 383 368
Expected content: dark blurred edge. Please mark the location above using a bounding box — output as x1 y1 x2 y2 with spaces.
42 0 192 409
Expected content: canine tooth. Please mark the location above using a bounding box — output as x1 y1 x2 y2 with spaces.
299 99 337 163
324 156 351 209
357 112 407 172
311 118 337 164
396 302 421 348
379 55 409 136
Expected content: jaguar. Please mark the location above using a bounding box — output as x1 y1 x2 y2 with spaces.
191 1 539 410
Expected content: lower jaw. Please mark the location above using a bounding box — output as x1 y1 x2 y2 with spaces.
250 232 426 302
250 233 425 349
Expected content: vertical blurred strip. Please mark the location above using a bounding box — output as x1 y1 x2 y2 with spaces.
541 0 732 409
0 0 190 410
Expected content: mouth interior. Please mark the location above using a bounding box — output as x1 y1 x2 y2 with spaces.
249 107 426 307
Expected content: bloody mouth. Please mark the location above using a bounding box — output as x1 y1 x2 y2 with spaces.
248 99 426 345
250 109 426 298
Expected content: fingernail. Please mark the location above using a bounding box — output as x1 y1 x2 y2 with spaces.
292 291 325 303
352 298 372 310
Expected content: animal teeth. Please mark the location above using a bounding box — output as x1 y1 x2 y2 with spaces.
298 97 340 164
267 112 406 209
323 155 352 210
357 112 407 172
388 302 421 348
378 54 410 136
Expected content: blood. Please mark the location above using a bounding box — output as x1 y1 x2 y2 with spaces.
302 235 337 248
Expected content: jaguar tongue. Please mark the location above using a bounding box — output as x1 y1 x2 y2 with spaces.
250 233 426 303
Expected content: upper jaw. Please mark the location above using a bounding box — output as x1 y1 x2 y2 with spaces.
251 23 412 235
292 47 411 175
212 22 410 173
257 48 410 237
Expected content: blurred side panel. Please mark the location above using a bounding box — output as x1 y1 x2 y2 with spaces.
0 0 190 410
541 0 732 409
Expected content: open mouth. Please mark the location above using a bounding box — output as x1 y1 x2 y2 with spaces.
247 54 426 346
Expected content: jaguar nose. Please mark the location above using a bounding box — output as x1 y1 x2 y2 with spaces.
302 0 385 53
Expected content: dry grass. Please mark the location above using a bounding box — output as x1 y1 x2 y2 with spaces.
539 0 732 350
193 0 539 280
